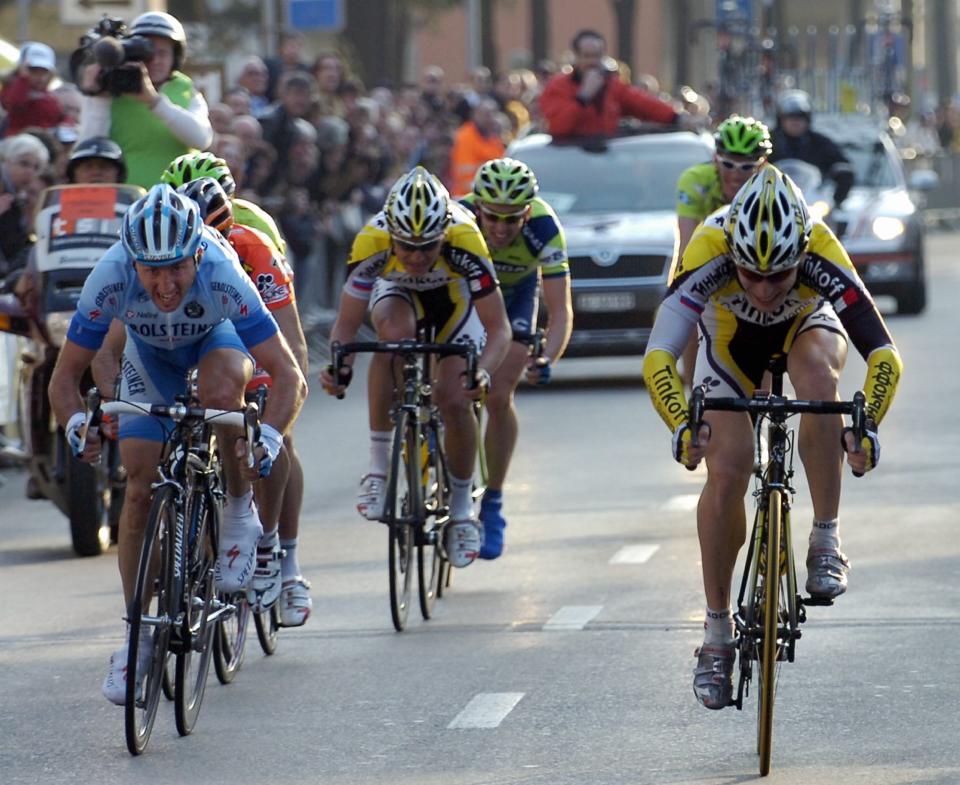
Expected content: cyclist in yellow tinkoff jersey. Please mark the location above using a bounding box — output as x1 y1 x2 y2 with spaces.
643 167 902 710
459 158 572 559
672 115 772 388
319 166 511 569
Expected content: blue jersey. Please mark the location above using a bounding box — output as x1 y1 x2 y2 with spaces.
67 225 278 352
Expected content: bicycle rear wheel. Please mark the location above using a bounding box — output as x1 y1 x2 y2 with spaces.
419 420 446 619
254 603 281 654
757 489 784 776
174 489 217 737
388 410 419 631
213 591 250 684
125 486 176 756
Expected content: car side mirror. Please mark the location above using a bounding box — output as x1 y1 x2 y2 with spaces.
908 169 939 191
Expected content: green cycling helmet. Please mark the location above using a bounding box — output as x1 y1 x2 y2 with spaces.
714 115 772 158
161 152 237 198
472 157 539 206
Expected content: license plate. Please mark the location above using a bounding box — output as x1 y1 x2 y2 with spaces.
576 292 636 312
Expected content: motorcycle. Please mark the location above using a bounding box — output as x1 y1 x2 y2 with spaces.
0 183 144 556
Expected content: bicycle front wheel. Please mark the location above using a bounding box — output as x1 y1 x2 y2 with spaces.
388 410 419 631
125 486 176 756
419 420 446 619
757 489 784 776
174 490 217 737
254 603 280 654
213 591 250 684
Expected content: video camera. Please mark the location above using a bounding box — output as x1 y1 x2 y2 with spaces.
69 16 154 97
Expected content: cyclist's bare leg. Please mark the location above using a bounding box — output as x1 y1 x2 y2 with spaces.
278 435 303 542
433 355 476 481
368 297 417 432
117 438 164 606
483 340 528 490
254 441 291 532
198 348 255 496
698 410 754 610
787 328 848 520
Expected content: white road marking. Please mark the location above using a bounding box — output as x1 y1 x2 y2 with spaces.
543 605 602 631
448 692 525 729
609 544 660 564
661 494 700 512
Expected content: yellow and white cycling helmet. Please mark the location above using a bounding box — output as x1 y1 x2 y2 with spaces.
385 166 450 243
726 166 812 275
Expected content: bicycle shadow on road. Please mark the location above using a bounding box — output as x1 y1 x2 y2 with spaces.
0 544 86 568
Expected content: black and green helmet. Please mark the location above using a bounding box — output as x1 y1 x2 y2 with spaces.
472 157 539 206
714 115 772 158
161 152 237 198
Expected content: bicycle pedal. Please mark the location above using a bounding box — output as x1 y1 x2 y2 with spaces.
801 595 835 607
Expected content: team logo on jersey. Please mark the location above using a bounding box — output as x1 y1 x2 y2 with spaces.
184 301 205 318
126 310 135 320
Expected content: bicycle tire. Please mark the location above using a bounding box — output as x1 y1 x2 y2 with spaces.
213 591 250 684
174 489 217 737
757 489 783 776
124 486 176 756
418 420 446 619
254 603 280 654
387 410 418 631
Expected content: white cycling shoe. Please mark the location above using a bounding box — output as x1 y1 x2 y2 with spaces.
356 473 386 521
443 519 481 568
102 632 153 706
279 577 313 627
216 496 263 593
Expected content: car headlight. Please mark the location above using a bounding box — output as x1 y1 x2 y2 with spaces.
44 312 72 348
871 216 905 241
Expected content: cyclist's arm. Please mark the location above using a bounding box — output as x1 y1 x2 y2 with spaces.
247 332 307 436
49 338 98 429
671 216 700 285
473 289 511 377
327 289 369 365
91 319 126 394
540 274 572 363
272 301 309 376
642 292 700 433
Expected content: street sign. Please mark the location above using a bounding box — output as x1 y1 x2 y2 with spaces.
59 0 150 29
287 0 344 31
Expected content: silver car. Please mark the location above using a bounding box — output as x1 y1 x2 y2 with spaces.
508 130 714 356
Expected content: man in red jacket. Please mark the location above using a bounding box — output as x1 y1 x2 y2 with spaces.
1 42 64 137
539 29 677 138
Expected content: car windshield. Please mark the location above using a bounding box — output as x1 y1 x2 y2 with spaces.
513 138 710 214
839 140 901 189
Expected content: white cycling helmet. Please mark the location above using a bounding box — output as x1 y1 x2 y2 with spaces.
130 12 186 68
385 166 450 243
725 167 812 275
122 183 203 266
777 89 812 118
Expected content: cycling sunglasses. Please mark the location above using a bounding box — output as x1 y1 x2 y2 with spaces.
716 155 764 173
393 237 443 253
736 266 796 284
478 204 528 225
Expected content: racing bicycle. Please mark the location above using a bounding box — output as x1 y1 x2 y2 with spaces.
689 355 865 776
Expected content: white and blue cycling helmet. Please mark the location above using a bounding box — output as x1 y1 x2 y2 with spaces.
122 183 203 266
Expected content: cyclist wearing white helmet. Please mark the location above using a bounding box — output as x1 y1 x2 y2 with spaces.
459 157 572 559
319 166 511 569
77 11 212 187
49 183 307 705
642 167 902 711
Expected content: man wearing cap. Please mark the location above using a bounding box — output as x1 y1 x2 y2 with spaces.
1 42 64 137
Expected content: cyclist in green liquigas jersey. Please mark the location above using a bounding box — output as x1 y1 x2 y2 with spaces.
459 158 572 559
672 116 772 387
162 151 286 254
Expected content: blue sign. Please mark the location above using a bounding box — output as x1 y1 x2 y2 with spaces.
716 0 752 23
288 0 343 31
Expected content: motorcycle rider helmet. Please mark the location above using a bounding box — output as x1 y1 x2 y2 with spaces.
472 157 539 206
384 165 450 243
176 177 234 235
161 151 237 197
714 115 772 158
66 136 127 183
725 167 812 275
129 11 187 70
122 183 203 266
777 89 813 120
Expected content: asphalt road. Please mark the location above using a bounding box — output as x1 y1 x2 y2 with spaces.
1 234 958 784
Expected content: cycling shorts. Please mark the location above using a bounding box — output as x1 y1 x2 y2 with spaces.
694 297 847 398
118 321 253 442
502 273 540 343
370 279 485 349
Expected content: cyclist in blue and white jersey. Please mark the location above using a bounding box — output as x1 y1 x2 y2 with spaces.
48 183 307 704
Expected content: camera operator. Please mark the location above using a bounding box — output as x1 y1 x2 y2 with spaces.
539 29 679 138
75 12 212 188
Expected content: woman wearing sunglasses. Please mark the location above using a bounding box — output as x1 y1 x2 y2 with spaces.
671 115 772 389
643 166 902 710
458 157 572 560
319 165 510 569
